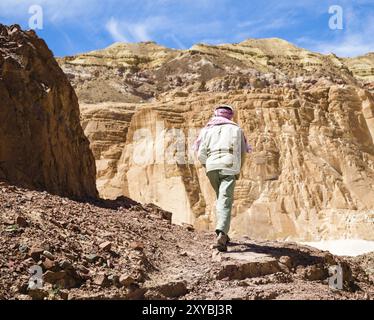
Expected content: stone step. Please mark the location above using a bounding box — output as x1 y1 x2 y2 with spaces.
214 251 281 280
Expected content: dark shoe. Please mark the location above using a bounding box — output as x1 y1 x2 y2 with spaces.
215 231 229 252
216 243 227 252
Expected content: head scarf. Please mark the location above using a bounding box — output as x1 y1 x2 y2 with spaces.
214 107 234 120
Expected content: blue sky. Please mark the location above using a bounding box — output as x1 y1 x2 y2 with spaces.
0 0 373 57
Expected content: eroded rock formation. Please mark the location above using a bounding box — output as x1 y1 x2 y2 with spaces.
82 86 374 240
59 39 374 240
58 38 366 104
345 53 374 92
80 102 137 197
0 24 97 198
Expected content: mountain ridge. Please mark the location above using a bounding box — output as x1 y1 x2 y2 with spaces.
57 37 373 105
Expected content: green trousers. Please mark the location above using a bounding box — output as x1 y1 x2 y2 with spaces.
207 170 236 235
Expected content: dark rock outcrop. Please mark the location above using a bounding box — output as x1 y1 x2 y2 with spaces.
0 24 97 198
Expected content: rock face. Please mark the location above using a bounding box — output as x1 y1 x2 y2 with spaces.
345 53 374 92
89 86 374 240
80 102 136 197
0 24 97 198
58 39 374 240
59 42 176 104
58 38 366 104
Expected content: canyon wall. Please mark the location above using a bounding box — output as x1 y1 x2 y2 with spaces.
59 39 374 240
0 24 97 198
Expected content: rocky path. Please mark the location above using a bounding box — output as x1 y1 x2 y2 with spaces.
0 181 373 300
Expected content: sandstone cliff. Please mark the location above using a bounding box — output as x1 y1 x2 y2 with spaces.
345 53 374 92
59 40 374 240
83 86 374 241
0 24 97 198
80 102 137 197
58 38 371 104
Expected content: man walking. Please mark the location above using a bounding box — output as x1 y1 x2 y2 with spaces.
195 105 252 252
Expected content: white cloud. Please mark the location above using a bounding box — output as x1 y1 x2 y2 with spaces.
105 18 152 43
130 24 151 42
105 16 171 43
307 35 374 57
106 18 130 42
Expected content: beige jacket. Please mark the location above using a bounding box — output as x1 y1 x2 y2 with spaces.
197 124 247 176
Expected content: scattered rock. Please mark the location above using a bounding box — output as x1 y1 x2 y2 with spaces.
28 289 49 300
59 290 69 300
42 258 56 271
19 244 29 254
85 254 100 264
254 291 279 300
237 280 250 287
296 265 328 281
59 260 74 270
99 241 112 251
270 272 293 284
17 282 29 294
144 290 167 300
108 275 120 287
130 242 144 252
29 246 44 262
16 216 28 228
216 252 280 280
43 271 66 284
44 270 82 289
212 251 222 262
0 172 372 301
279 256 292 269
119 274 135 288
126 287 148 300
160 211 173 223
182 223 194 232
144 204 172 223
78 265 90 275
42 251 55 260
156 281 188 298
93 273 111 288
